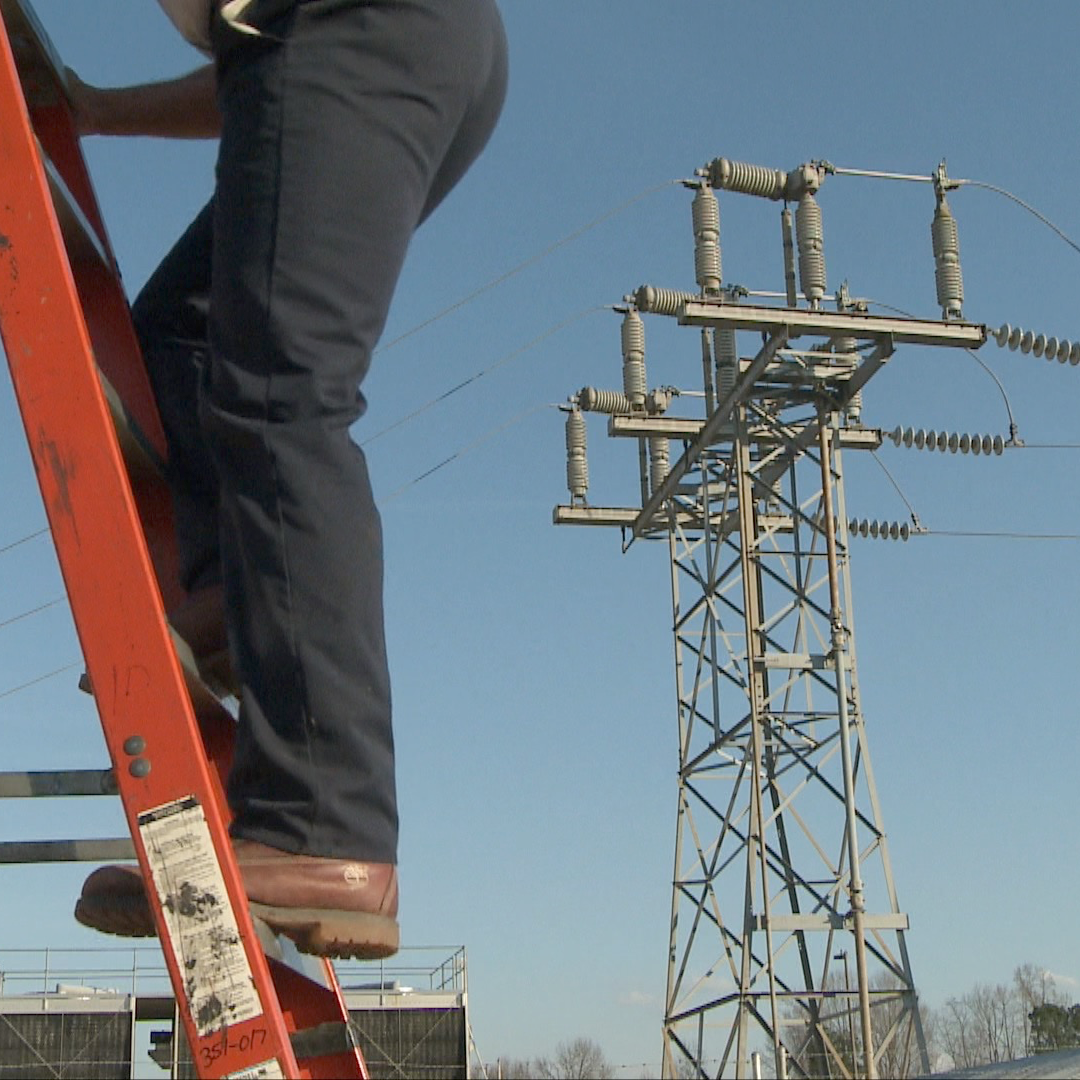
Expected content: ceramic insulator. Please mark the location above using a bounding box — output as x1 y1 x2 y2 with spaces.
633 285 696 317
796 192 826 306
649 437 670 494
846 388 863 424
889 426 1005 456
692 186 721 294
707 157 789 200
994 324 1080 366
931 195 964 319
565 409 588 500
849 518 911 541
578 387 632 414
621 309 647 408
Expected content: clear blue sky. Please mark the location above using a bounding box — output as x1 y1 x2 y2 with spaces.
1 2 1079 1076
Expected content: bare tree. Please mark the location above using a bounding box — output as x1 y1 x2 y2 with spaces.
940 993 979 1071
481 1057 536 1079
781 970 932 1078
1014 962 1066 1054
939 972 1039 1069
534 1037 615 1079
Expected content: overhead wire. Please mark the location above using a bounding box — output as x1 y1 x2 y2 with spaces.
1007 442 1080 450
0 597 64 632
0 661 82 702
918 528 1080 541
957 178 1080 258
384 402 554 501
362 304 607 447
375 178 682 356
0 526 50 556
825 162 1080 257
863 296 1020 442
359 178 686 492
869 450 922 530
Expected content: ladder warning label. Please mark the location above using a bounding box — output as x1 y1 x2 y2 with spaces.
138 796 264 1038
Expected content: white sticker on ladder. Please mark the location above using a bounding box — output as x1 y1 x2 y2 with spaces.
138 795 264 1037
224 1061 287 1080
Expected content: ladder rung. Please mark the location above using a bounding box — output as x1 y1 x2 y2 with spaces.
98 366 166 478
171 628 239 710
1 4 113 271
38 140 112 269
0 0 66 109
80 627 238 710
0 837 135 863
0 768 116 797
290 1021 360 1062
259 925 333 987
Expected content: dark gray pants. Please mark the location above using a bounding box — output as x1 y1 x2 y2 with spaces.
133 0 507 863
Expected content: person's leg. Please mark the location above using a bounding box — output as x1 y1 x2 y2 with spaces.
130 202 220 593
75 0 507 959
208 0 508 864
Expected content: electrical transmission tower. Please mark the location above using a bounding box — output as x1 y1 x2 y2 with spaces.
555 157 989 1079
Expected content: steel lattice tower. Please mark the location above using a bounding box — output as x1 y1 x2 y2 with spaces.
555 159 988 1079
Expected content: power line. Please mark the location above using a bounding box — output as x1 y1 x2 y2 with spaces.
1010 443 1080 450
864 297 1020 442
0 661 82 702
826 163 1080 258
869 450 921 528
363 305 605 447
0 526 49 557
384 402 552 501
0 597 64 631
959 178 1080 258
376 178 682 355
918 528 1080 542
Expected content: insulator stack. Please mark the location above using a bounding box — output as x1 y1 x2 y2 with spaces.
621 309 647 408
931 193 964 319
889 426 1006 456
993 323 1080 365
633 285 696 316
795 192 826 308
692 185 722 294
706 157 789 200
716 325 737 399
578 386 633 414
781 207 797 306
649 437 670 494
848 518 912 541
565 408 588 502
832 337 861 422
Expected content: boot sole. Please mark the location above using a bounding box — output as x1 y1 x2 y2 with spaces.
74 895 155 938
74 895 399 961
249 902 400 960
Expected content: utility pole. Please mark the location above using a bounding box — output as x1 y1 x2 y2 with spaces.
555 156 990 1078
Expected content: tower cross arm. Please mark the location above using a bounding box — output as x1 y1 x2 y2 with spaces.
678 298 987 349
629 328 789 544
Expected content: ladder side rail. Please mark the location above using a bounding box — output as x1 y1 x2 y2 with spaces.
0 0 113 256
2 7 371 1076
1 0 171 474
0 21 301 1078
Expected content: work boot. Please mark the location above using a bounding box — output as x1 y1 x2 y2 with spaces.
74 839 399 960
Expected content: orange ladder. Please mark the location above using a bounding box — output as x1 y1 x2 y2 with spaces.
0 2 368 1076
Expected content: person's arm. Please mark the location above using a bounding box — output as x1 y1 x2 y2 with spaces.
66 63 220 139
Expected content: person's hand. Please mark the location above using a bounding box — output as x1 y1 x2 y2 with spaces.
64 67 101 136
